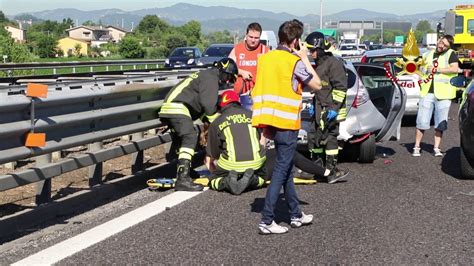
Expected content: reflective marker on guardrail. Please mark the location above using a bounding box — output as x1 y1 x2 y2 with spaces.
25 83 48 147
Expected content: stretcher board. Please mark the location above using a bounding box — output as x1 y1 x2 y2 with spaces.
147 177 316 191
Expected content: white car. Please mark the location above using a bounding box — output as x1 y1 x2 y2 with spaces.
299 58 407 163
334 44 363 57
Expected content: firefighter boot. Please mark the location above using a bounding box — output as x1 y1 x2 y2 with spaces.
325 155 349 184
175 159 204 191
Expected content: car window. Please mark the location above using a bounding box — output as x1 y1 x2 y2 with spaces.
171 48 196 58
357 66 393 89
347 69 356 88
340 45 357 50
203 46 233 57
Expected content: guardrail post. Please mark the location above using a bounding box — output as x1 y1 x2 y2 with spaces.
90 66 93 72
35 154 52 205
106 66 109 71
131 132 144 173
133 64 137 70
72 67 76 74
88 142 103 187
120 65 123 71
53 68 57 75
145 64 148 70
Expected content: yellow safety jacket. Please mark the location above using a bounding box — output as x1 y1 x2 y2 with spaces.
251 50 303 130
420 49 457 100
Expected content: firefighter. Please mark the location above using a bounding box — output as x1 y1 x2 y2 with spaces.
205 90 266 195
159 58 238 191
305 31 349 182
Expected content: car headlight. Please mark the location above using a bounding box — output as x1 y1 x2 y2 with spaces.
165 59 169 65
187 58 195 65
196 61 203 66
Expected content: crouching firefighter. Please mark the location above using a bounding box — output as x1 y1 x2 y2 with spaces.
305 31 349 180
204 90 266 195
158 58 238 191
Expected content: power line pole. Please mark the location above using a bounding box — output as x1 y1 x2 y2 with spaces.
320 0 323 29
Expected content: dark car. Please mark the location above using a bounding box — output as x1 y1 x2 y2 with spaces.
165 47 202 68
196 44 234 66
452 76 474 178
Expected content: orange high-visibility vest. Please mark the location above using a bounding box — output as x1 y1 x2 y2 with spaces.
251 50 302 130
233 42 267 94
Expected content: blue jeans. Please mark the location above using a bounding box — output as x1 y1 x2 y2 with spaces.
416 93 452 131
261 128 301 224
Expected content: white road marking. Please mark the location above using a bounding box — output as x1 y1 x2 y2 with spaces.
12 189 207 265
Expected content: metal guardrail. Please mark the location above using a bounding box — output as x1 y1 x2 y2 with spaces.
0 59 166 76
0 69 203 204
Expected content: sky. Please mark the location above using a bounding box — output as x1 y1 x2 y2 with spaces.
0 0 472 16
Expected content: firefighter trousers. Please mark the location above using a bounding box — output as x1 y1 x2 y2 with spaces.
163 117 198 161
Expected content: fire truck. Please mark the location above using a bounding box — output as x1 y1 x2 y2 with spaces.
444 4 474 68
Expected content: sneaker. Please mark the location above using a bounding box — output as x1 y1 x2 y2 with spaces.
290 212 314 228
294 168 314 180
327 168 349 184
433 148 443 157
258 221 289 234
412 147 421 157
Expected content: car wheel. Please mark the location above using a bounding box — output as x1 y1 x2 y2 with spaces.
460 146 474 179
359 134 375 163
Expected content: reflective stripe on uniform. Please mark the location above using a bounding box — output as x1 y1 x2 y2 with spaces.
206 113 220 123
326 149 339 155
257 176 265 187
311 148 324 154
337 107 347 121
253 94 301 107
178 147 194 160
166 73 198 103
248 124 261 161
217 156 266 172
159 102 191 117
210 177 222 190
223 127 236 162
332 89 346 103
253 107 300 121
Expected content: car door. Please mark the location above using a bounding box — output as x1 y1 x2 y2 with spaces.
353 63 407 141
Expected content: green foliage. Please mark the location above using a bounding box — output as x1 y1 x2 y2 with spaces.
204 30 234 44
74 43 82 57
416 20 432 32
165 33 188 52
83 20 97 26
360 34 381 44
0 11 9 23
383 29 404 44
0 34 33 76
177 20 201 46
119 36 145 58
13 14 42 23
137 15 170 35
36 35 58 58
146 46 169 59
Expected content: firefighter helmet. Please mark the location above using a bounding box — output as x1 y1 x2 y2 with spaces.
305 31 331 50
214 58 238 83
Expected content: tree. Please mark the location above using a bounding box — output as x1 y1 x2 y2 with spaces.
74 43 82 57
165 33 188 53
137 15 169 34
0 11 9 23
36 35 58 58
416 20 433 33
204 30 233 44
118 36 145 58
178 20 201 46
0 34 33 76
82 20 98 26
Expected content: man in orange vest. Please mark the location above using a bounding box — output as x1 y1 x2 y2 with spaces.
252 19 322 234
229 22 268 95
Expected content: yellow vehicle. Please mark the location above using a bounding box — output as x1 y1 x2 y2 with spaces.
444 5 474 67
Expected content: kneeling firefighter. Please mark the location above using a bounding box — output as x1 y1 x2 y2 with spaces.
159 58 238 191
305 31 348 177
205 90 266 195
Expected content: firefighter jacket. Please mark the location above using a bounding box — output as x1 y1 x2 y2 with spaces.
159 68 220 122
252 50 303 130
206 104 266 173
314 54 348 114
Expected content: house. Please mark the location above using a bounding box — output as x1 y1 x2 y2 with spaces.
57 37 89 57
66 25 111 47
106 25 130 42
4 25 26 43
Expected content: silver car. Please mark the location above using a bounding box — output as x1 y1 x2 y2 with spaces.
360 48 428 116
300 59 407 163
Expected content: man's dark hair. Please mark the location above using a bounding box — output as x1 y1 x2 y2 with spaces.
278 19 304 46
442 34 454 48
246 22 262 34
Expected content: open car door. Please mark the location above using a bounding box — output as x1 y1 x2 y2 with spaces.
353 63 407 141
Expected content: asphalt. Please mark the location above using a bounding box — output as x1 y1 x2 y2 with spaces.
1 104 473 264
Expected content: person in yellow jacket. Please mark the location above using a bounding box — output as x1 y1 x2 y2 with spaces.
253 19 322 234
413 35 459 157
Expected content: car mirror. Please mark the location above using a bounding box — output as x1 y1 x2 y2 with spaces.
450 76 467 88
